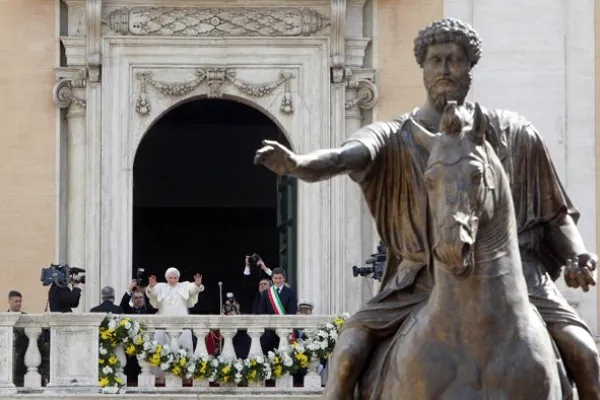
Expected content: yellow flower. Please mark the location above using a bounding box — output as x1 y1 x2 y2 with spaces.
108 355 118 365
222 365 231 375
273 365 283 378
120 319 128 327
200 362 207 374
99 358 105 365
179 357 186 367
334 318 344 327
222 376 229 383
249 370 257 381
135 337 143 345
273 356 280 364
100 331 112 340
126 344 136 355
115 377 122 385
149 354 160 366
250 359 257 366
172 366 181 376
99 377 109 387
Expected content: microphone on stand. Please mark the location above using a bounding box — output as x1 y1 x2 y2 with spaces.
218 281 223 315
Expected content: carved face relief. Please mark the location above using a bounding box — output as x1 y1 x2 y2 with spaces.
422 43 472 112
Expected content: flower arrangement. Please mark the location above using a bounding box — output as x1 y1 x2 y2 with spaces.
98 313 349 394
98 316 146 393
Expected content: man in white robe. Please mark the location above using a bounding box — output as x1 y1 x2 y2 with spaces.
146 268 204 354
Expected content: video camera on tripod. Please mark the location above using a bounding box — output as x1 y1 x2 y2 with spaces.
352 241 387 281
40 263 86 287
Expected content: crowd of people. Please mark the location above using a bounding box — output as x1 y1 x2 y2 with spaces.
7 255 320 387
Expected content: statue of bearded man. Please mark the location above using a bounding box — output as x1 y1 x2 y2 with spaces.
255 18 600 399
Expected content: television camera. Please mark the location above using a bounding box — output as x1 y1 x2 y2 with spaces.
352 242 387 281
40 263 86 287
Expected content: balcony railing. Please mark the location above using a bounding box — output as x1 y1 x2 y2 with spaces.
2 313 338 398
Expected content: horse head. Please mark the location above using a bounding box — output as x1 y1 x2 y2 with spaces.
423 101 503 277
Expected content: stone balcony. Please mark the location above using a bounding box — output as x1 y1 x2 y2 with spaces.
1 313 339 399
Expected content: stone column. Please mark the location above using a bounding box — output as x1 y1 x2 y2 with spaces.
344 66 378 311
45 313 105 394
53 67 89 312
0 313 21 395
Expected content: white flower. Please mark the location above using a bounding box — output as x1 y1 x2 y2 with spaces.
124 321 132 330
102 366 113 374
211 359 219 367
256 355 265 364
234 361 244 371
142 334 150 342
108 320 117 330
160 362 170 371
267 351 275 360
330 331 338 340
99 346 108 355
142 341 152 350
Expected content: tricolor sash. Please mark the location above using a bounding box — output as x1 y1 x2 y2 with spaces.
267 286 286 315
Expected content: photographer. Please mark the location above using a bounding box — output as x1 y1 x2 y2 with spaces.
48 280 81 312
120 280 157 315
243 254 272 278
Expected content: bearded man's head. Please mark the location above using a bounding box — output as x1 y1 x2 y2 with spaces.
414 18 482 112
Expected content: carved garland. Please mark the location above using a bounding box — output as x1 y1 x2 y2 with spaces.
135 68 295 116
106 7 329 37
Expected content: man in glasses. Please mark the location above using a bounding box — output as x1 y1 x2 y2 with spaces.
119 280 157 386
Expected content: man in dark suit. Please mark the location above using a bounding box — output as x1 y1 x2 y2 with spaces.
90 286 123 313
258 268 297 354
120 280 157 314
48 281 82 312
118 281 155 385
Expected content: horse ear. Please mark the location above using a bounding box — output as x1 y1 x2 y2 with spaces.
472 102 487 145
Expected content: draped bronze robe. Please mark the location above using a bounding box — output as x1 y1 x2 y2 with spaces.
343 104 588 338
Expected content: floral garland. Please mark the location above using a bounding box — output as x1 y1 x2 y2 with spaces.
98 313 349 394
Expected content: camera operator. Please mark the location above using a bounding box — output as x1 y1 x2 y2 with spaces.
48 278 82 313
242 254 271 314
120 280 157 315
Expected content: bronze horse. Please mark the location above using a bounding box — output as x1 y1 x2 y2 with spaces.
358 103 564 399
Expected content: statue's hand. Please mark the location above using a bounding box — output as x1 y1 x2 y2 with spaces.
564 254 597 292
254 140 297 175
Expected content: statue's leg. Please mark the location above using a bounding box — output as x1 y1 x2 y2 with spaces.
529 278 600 400
322 327 373 400
546 322 600 400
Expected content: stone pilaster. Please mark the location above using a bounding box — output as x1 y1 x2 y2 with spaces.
0 313 20 395
53 66 89 312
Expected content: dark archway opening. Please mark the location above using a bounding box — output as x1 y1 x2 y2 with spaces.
133 99 296 315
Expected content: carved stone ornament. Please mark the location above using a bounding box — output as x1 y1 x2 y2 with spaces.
135 68 295 116
330 0 346 83
53 67 87 109
106 7 329 37
344 68 378 110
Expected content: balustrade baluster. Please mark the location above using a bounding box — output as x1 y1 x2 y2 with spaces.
23 327 42 389
220 328 237 360
165 329 183 388
275 328 293 388
192 327 209 388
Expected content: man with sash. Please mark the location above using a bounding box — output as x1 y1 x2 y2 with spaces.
258 268 298 353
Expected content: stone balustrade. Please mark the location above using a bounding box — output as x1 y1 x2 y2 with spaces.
2 313 335 398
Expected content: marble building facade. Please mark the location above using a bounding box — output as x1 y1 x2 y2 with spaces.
0 0 598 335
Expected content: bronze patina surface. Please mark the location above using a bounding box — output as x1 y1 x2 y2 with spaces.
255 18 600 400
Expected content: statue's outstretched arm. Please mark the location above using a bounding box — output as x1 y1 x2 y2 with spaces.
254 140 371 183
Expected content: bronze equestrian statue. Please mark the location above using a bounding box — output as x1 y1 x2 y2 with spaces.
255 18 600 399
357 101 563 399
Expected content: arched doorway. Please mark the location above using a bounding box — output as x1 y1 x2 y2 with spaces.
132 99 297 315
